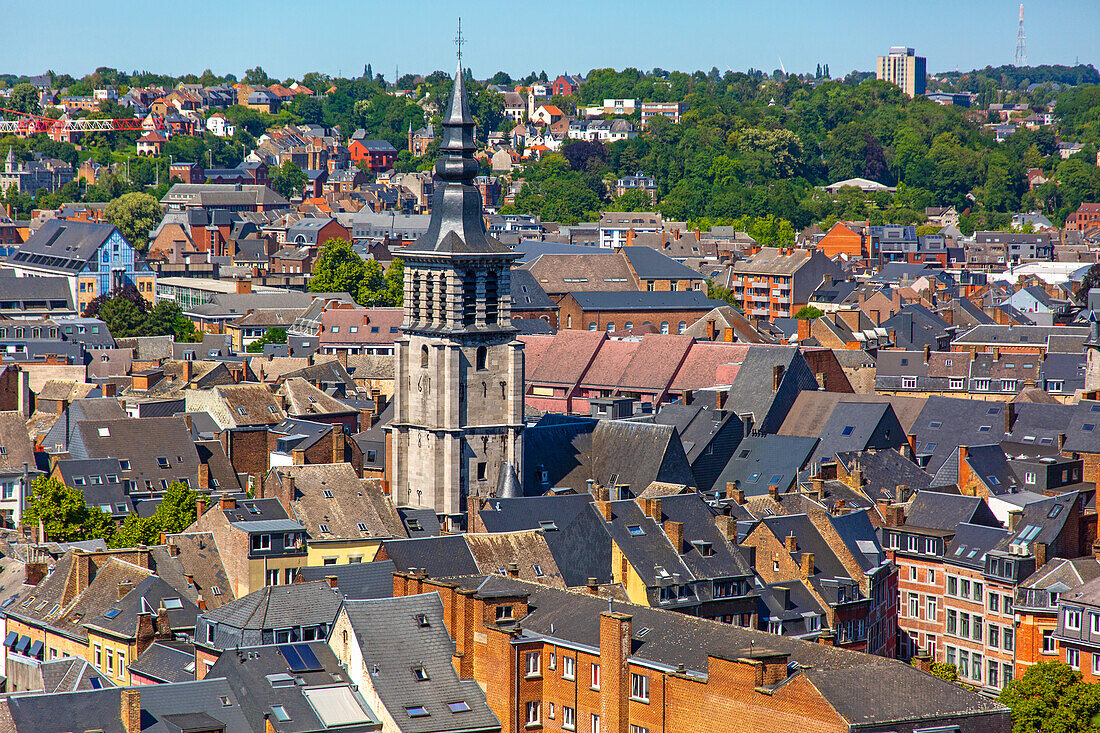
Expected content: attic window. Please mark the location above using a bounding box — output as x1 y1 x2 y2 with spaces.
74 477 86 486
1049 504 1064 519
413 665 430 681
495 605 514 622
162 598 183 610
929 421 942 429
1085 425 1096 432
322 489 334 499
319 523 330 533
157 457 169 468
406 518 422 531
636 627 650 638
415 614 431 628
533 564 545 577
987 407 1000 415
692 541 714 556
627 525 645 537
841 426 855 436
405 706 429 718
448 701 471 713
120 460 131 470
538 520 558 531
98 427 110 437
267 405 277 414
978 426 992 433
211 586 222 596
272 706 291 722
738 450 750 459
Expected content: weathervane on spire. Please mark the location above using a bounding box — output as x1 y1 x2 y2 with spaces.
454 18 465 65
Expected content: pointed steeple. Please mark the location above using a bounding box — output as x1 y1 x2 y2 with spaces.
406 63 509 256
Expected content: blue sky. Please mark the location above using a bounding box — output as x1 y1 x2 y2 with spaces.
2 0 1097 81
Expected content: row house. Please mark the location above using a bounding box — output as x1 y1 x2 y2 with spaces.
1014 553 1100 678
386 572 1011 732
1066 203 1100 232
887 490 1088 692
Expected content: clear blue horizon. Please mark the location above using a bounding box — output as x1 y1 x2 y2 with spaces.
2 0 1098 82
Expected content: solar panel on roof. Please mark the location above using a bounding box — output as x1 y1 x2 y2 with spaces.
295 643 323 671
279 644 306 671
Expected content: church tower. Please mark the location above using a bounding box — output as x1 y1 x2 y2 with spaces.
390 61 524 530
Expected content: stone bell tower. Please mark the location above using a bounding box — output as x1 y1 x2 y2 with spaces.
389 61 524 530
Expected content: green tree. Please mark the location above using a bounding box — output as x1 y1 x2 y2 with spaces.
706 282 738 307
610 189 654 212
104 192 163 252
96 292 150 338
109 514 160 548
999 661 1100 733
383 258 405 307
246 327 288 353
143 300 201 342
22 475 114 543
795 305 825 319
310 238 366 295
243 66 271 85
152 481 199 534
7 83 40 116
270 160 307 200
356 258 388 306
110 481 198 548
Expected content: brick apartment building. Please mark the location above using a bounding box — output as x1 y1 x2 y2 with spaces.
724 248 843 320
1066 203 1100 232
386 572 1010 732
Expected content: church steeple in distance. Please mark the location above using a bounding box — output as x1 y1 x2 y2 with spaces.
389 26 525 529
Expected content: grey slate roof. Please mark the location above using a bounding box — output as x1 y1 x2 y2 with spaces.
8 219 120 273
380 535 479 577
903 491 1001 531
128 639 197 683
712 434 819 498
342 594 500 733
299 560 397 599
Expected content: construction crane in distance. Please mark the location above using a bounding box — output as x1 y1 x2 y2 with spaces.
0 107 163 135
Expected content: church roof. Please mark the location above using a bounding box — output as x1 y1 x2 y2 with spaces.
403 64 512 259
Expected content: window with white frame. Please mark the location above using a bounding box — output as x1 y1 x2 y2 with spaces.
591 714 600 733
1067 647 1081 670
562 656 575 680
525 651 540 677
563 707 576 730
630 673 649 702
590 663 600 689
1043 630 1056 654
526 701 541 725
1066 608 1082 630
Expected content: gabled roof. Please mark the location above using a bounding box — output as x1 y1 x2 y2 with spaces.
342 594 500 733
201 579 342 630
8 219 121 273
903 490 1001 531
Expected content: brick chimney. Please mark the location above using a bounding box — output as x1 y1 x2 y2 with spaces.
1005 402 1017 434
706 319 716 340
196 495 206 516
219 493 235 510
913 653 932 674
596 501 613 521
332 426 345 463
197 463 210 491
768 484 779 501
599 612 632 733
587 578 599 595
325 575 339 588
801 552 815 580
507 562 519 577
664 521 684 553
714 515 737 542
773 364 784 391
24 562 47 586
727 482 745 504
784 534 797 552
118 579 134 601
957 446 970 493
121 689 141 733
1033 542 1047 568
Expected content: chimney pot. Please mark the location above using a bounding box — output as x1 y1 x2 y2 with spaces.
586 578 599 595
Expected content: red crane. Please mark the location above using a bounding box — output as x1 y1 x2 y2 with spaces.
0 107 162 135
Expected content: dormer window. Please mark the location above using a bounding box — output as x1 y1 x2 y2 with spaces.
495 605 514 622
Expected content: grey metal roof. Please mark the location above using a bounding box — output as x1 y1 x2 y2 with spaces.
299 561 397 599
228 518 306 533
8 219 119 273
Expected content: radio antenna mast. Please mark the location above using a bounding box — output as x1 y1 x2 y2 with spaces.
1015 4 1027 67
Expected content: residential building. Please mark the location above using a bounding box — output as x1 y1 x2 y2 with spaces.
6 220 157 312
725 248 843 319
876 46 927 97
349 139 399 172
598 212 663 249
640 101 684 125
387 572 1011 732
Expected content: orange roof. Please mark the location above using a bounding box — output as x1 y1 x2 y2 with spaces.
541 105 564 115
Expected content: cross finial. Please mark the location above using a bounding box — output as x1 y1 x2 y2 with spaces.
454 18 465 64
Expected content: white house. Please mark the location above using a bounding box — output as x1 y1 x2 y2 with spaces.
206 114 237 138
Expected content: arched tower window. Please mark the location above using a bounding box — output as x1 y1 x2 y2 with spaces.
421 345 429 368
476 346 487 371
